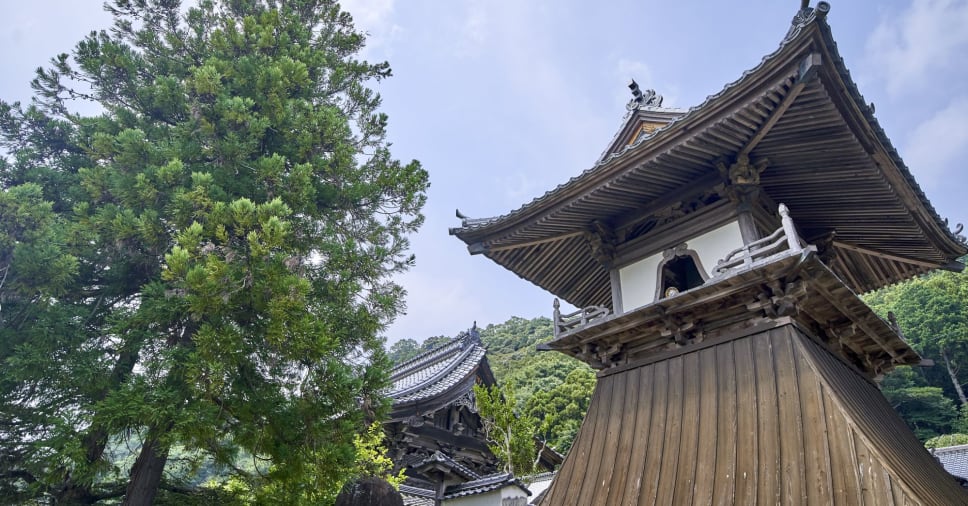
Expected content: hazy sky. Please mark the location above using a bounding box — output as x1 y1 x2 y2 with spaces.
2 1 967 343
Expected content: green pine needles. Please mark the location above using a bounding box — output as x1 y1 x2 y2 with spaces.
0 0 427 504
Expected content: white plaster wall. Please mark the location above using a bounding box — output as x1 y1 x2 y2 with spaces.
619 252 662 311
689 220 743 276
616 220 743 311
443 486 528 506
445 490 498 506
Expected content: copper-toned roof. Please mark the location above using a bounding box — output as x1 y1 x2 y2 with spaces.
539 325 968 505
450 4 966 309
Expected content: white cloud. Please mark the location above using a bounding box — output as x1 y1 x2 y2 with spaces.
865 0 968 97
455 0 489 57
902 96 968 188
341 0 401 55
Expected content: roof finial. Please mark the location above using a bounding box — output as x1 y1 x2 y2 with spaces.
627 79 663 110
786 1 830 40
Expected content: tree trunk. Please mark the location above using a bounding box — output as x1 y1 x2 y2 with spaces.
53 347 142 504
941 347 968 406
121 434 170 506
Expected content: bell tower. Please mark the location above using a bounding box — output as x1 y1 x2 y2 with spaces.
451 2 968 504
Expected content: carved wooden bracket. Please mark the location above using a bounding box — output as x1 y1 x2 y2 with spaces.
574 343 604 369
598 343 627 368
766 279 806 317
584 220 617 268
455 391 478 413
573 341 626 369
660 312 698 346
718 154 769 187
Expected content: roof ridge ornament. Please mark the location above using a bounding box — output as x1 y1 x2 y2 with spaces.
785 1 830 41
627 79 663 110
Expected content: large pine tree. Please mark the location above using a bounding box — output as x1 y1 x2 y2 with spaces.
0 0 428 503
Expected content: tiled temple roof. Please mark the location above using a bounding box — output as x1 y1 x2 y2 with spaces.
934 444 968 481
444 472 529 499
388 328 489 405
399 472 531 502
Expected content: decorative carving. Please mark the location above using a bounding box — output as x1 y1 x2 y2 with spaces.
717 154 769 187
627 79 664 110
767 279 806 317
630 122 666 144
584 220 617 268
572 341 626 369
455 391 478 413
954 223 966 244
785 1 829 42
662 243 689 260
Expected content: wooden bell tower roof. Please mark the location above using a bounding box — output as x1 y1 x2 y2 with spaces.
450 2 966 310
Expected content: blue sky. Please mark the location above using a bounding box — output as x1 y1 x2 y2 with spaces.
2 1 967 343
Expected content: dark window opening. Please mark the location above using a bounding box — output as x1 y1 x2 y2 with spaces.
659 255 704 298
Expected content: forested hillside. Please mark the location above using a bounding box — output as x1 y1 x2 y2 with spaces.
864 266 968 445
395 265 968 453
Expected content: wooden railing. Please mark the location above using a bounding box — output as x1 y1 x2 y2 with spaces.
713 203 803 276
553 298 609 338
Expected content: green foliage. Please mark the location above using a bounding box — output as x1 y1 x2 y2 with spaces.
0 0 427 503
867 268 968 404
477 316 594 455
387 338 421 364
866 266 968 442
883 385 958 441
525 367 596 454
925 433 968 449
201 422 403 504
473 383 538 476
347 422 406 489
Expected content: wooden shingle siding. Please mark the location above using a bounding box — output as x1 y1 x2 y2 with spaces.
540 324 968 505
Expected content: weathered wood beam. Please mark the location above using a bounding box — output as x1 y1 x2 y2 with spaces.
831 240 939 269
611 172 723 232
739 53 820 157
807 278 900 361
473 230 585 254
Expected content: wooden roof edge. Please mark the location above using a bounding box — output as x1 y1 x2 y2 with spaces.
453 7 966 271
811 14 968 263
449 13 819 247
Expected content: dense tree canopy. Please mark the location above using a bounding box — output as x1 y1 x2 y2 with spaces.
866 266 968 443
0 0 427 503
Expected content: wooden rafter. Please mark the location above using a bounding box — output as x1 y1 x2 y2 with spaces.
832 240 939 269
739 53 820 157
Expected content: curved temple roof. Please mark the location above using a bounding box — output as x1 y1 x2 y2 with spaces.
387 329 494 420
450 3 966 309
